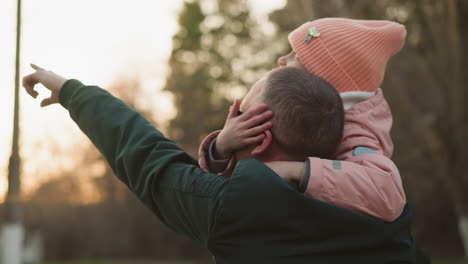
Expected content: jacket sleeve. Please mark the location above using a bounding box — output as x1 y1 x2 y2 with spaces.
303 89 406 222
336 89 394 158
59 79 227 244
198 131 236 176
305 155 405 222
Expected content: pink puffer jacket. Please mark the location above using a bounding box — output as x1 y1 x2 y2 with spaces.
198 89 406 222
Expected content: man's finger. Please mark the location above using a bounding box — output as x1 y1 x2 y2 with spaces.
40 97 55 107
30 63 45 71
22 74 39 98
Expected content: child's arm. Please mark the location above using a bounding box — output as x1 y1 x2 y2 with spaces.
313 89 405 221
198 100 272 175
265 155 404 222
309 155 404 222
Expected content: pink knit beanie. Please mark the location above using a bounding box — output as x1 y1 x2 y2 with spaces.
288 18 407 93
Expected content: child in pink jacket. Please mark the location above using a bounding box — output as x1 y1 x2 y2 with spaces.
198 18 407 222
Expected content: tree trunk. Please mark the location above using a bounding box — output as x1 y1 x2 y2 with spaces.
446 0 468 257
460 216 468 258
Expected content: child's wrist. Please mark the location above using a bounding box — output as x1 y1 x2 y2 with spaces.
214 140 232 160
292 162 305 182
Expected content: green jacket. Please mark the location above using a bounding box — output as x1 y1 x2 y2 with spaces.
58 80 428 264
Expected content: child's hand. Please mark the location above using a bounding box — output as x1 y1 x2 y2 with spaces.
264 161 305 182
216 99 273 159
22 64 68 107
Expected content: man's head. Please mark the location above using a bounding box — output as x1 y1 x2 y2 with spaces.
236 67 344 162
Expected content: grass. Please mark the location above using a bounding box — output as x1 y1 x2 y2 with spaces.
433 260 468 264
46 258 468 264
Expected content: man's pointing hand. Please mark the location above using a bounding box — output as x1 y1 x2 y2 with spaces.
22 64 68 107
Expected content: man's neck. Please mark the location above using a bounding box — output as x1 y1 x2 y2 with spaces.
254 143 302 163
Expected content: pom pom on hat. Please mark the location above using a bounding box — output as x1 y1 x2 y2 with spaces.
288 18 407 93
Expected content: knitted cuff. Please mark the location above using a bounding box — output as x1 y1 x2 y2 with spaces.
298 158 311 193
208 139 230 174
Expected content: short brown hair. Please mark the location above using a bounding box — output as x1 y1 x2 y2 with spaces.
263 67 344 160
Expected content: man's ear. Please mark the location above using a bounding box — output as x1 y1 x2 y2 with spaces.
250 130 273 156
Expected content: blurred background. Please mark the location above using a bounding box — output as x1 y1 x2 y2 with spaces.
1 0 467 263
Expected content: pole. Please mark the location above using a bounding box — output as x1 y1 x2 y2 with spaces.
1 0 24 263
6 0 22 225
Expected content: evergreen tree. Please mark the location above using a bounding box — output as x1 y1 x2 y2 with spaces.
163 0 274 155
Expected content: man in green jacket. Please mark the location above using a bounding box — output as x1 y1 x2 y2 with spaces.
23 64 427 263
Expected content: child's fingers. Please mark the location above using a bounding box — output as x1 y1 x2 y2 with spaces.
228 99 241 118
243 110 273 128
244 133 266 145
245 121 272 137
239 104 269 121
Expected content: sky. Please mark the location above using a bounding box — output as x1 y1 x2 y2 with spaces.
0 0 286 201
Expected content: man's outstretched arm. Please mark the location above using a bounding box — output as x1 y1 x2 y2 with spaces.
23 65 227 245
